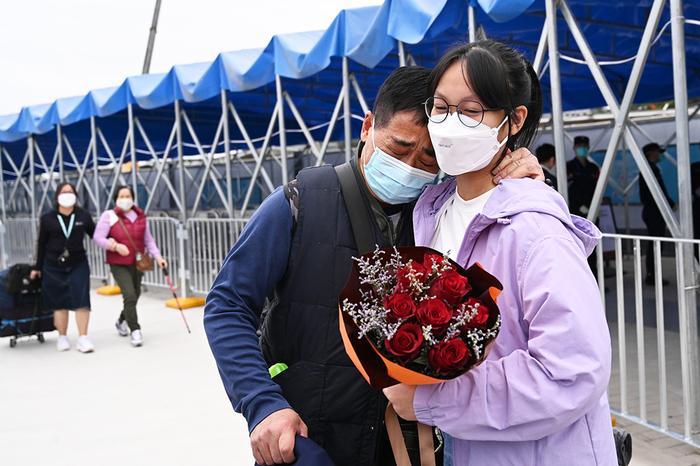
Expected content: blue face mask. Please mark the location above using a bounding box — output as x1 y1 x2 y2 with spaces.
575 146 589 158
363 125 437 205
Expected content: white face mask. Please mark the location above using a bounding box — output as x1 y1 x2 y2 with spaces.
57 193 77 208
116 198 134 211
428 113 509 176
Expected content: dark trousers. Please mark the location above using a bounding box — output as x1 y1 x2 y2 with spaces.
110 264 143 331
642 209 666 278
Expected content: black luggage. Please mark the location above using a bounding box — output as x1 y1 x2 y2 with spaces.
0 264 54 347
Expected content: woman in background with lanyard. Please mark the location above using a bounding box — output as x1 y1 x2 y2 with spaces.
30 182 96 352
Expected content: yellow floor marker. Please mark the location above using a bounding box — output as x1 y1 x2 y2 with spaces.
165 296 205 309
96 285 121 295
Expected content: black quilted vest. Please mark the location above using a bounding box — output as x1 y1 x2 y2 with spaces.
260 163 415 466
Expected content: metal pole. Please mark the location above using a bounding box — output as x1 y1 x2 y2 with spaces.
240 101 279 215
28 136 36 242
468 4 476 43
397 41 406 67
316 88 346 166
0 146 5 225
622 138 630 234
534 23 549 76
174 100 189 296
0 145 6 269
142 0 162 74
57 124 64 182
221 90 233 217
350 75 370 115
228 101 276 192
275 75 289 185
342 57 352 163
670 0 699 436
91 116 100 214
284 93 322 160
127 104 138 205
174 101 186 222
544 0 568 202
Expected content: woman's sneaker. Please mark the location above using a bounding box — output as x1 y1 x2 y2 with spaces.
76 336 94 353
56 335 70 352
130 330 143 347
115 319 129 337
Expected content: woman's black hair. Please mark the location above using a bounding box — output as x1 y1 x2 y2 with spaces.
54 182 78 208
113 185 135 203
429 40 543 152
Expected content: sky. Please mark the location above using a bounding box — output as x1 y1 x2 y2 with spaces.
0 0 380 116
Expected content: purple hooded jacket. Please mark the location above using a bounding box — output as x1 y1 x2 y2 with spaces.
412 178 617 465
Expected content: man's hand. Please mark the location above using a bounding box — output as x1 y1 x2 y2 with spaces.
156 257 167 269
383 384 418 421
492 148 545 184
29 270 41 280
250 408 308 465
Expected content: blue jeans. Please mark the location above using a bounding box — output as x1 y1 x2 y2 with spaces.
443 433 454 466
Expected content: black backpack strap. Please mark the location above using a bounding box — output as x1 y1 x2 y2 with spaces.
334 162 376 255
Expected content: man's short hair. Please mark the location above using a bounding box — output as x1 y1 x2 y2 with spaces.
573 135 589 146
373 66 431 129
643 142 664 155
535 143 555 164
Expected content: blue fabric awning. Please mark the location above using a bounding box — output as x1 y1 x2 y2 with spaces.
1 0 698 163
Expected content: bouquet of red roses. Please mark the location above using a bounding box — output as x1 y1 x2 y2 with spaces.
339 246 502 389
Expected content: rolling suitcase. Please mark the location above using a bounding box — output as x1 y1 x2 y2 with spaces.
0 264 54 347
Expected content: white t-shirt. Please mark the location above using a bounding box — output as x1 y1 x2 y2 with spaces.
430 187 494 261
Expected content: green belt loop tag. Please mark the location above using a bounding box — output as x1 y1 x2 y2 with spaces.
269 363 288 378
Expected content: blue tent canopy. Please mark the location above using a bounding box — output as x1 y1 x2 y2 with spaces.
1 0 698 167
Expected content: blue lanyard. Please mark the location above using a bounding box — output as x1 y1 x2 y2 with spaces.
57 213 75 239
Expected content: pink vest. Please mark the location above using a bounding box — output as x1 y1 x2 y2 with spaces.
106 207 148 266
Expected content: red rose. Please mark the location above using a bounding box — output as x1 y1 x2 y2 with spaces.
383 293 416 320
428 270 471 304
428 338 470 375
416 298 453 329
396 260 429 290
384 322 424 360
464 298 490 328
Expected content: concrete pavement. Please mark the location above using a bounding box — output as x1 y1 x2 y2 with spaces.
0 288 253 466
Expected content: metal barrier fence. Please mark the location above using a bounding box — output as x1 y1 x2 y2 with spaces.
3 218 34 266
84 235 109 282
142 217 182 289
1 216 189 292
597 233 700 447
186 218 249 294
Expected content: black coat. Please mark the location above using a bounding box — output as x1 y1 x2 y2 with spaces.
567 157 600 216
639 161 675 223
34 207 95 270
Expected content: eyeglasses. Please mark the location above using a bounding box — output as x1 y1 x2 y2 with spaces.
424 96 501 128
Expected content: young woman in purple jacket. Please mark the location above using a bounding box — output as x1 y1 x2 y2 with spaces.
384 40 618 465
